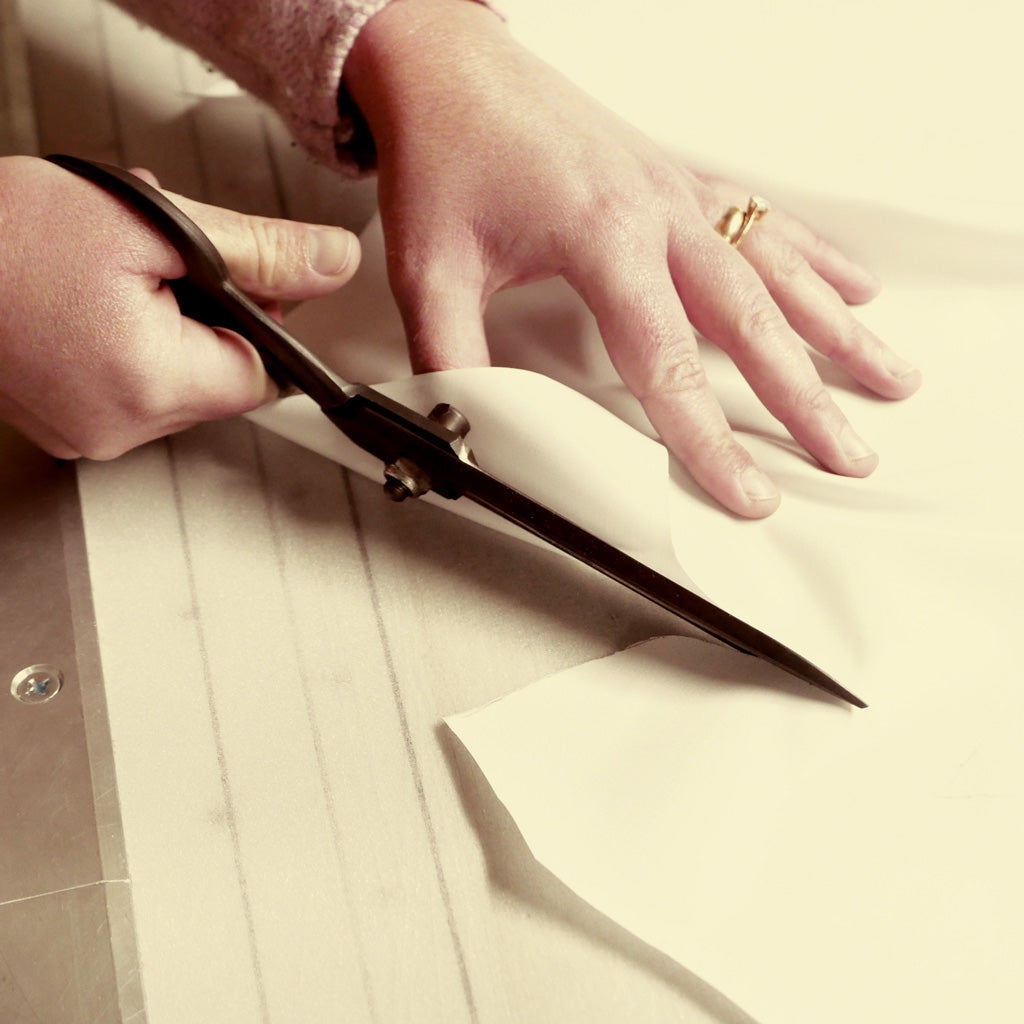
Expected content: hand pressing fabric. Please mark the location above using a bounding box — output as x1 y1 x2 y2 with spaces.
343 0 921 517
0 156 359 460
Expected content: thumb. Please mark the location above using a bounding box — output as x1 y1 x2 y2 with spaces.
169 193 362 302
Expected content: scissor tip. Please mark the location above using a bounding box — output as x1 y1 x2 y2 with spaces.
827 680 868 710
797 663 866 709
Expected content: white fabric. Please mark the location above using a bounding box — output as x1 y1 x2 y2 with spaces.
443 277 1024 1022
249 4 1024 1018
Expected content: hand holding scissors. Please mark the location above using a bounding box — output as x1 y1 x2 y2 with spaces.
0 154 359 460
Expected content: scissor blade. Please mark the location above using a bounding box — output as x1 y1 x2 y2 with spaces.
322 391 866 707
459 463 867 709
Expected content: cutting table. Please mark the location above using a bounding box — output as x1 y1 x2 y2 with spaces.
2 2 1021 1022
1 4 728 1020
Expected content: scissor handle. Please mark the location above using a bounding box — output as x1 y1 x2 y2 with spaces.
46 154 355 407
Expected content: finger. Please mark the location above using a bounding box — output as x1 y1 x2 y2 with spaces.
676 229 880 480
164 192 361 301
147 316 278 436
127 166 161 188
741 230 922 400
0 315 275 463
387 251 491 372
694 174 881 304
72 306 279 460
755 206 882 305
570 246 781 518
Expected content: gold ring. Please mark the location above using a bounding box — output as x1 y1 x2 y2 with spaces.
716 195 771 247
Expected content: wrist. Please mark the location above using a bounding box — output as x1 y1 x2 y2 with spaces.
342 0 505 151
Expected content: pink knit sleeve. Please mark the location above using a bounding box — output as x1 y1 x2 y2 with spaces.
108 0 499 175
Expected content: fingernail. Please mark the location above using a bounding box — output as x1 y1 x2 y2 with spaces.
856 265 883 292
883 349 920 382
309 227 355 276
838 422 876 463
740 465 779 503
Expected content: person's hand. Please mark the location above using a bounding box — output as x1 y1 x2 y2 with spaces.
0 156 359 459
344 0 921 517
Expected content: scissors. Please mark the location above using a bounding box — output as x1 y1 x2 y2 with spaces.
47 154 866 709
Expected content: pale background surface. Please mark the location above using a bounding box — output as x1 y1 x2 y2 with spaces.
2 1 1021 1022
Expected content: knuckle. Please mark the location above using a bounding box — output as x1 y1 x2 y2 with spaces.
812 310 869 365
80 439 130 461
576 198 653 265
733 289 787 342
691 177 726 221
44 441 82 461
113 363 163 415
71 422 132 461
386 228 469 298
644 345 708 399
247 219 292 287
239 217 313 290
821 323 859 362
389 254 464 331
83 363 175 458
794 380 835 419
571 171 667 251
802 229 842 268
391 249 448 298
598 195 649 240
768 241 807 286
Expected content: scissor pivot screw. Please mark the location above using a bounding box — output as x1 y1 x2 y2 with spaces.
383 456 431 502
428 403 474 463
428 403 470 438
